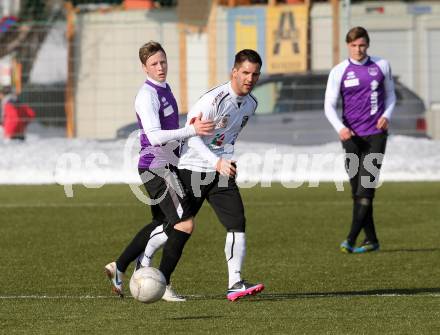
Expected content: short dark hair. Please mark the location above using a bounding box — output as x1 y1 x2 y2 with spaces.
139 41 166 65
345 26 370 45
233 49 262 69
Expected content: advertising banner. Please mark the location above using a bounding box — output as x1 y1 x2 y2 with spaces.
227 7 266 71
266 4 309 73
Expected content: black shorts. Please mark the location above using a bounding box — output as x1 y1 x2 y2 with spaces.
177 169 246 232
138 166 193 226
342 132 387 199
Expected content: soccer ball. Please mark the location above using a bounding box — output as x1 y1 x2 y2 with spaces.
129 267 166 303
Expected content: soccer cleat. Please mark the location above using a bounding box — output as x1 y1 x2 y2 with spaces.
353 242 380 253
340 240 354 253
162 285 186 302
104 262 124 298
226 280 264 301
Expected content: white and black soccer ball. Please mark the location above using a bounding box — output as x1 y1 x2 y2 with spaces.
129 267 166 303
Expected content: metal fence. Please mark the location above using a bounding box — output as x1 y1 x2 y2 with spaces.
0 3 66 129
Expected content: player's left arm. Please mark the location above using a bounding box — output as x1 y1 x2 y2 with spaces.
377 59 397 130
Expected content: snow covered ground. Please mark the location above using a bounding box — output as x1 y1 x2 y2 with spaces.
1 126 439 189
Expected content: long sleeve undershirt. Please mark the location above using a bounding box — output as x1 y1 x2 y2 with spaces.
324 57 396 133
136 76 196 146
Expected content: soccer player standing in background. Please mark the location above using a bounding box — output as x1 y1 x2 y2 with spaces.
105 41 214 301
324 27 396 253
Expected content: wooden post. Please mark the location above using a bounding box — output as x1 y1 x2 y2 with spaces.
179 23 188 114
208 0 217 87
65 1 76 138
331 0 340 66
12 58 22 94
306 0 311 71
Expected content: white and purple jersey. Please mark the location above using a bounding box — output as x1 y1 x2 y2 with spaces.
324 56 396 136
178 81 258 172
135 79 180 169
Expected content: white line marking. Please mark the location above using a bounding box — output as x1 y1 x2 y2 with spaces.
0 295 125 299
0 203 139 208
1 293 439 300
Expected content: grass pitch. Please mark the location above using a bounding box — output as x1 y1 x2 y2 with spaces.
1 183 439 334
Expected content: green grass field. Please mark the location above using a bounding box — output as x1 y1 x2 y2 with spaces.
1 183 439 334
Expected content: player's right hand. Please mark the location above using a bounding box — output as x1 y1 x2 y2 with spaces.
215 158 236 177
191 113 214 136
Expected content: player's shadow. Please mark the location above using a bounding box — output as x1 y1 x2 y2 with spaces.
188 287 440 302
187 287 440 302
380 247 440 253
248 287 440 302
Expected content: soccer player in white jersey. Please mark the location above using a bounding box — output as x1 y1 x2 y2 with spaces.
104 41 214 301
324 27 396 253
140 49 265 301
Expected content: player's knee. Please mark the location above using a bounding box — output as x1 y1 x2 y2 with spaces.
174 218 194 234
356 197 372 206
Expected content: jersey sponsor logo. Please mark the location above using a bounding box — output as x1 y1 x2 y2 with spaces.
240 116 249 128
344 78 360 88
209 133 225 149
344 71 359 87
163 105 174 117
368 66 379 76
161 96 170 107
346 71 356 80
160 97 174 117
212 91 225 106
161 96 173 117
216 114 230 129
370 80 379 115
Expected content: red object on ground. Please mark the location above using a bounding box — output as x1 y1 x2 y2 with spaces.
416 117 427 132
124 0 155 9
3 101 36 139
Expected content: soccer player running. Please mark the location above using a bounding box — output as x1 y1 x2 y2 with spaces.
105 41 214 301
324 27 396 254
140 49 265 301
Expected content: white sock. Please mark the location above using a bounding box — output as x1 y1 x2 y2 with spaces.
225 232 246 288
141 224 168 267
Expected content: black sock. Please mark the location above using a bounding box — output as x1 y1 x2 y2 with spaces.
347 198 372 246
116 221 162 273
159 228 191 285
363 205 378 244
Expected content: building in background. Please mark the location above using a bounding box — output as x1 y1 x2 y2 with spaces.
0 0 21 17
1 0 439 140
